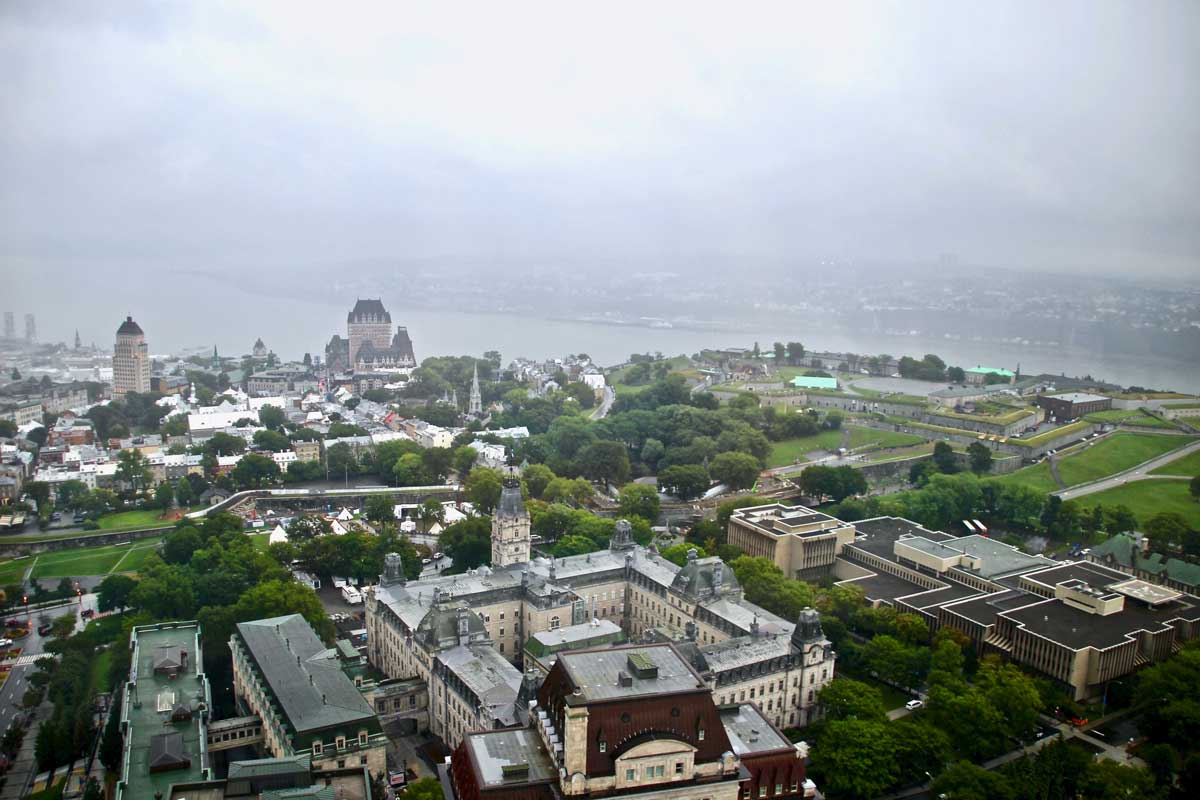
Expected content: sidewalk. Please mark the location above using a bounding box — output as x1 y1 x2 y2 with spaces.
0 699 53 800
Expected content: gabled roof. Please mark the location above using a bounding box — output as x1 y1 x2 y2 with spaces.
148 732 190 770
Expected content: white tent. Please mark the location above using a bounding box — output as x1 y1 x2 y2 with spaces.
329 519 348 535
336 507 354 521
269 524 288 545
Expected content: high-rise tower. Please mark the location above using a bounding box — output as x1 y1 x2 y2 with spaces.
113 316 150 396
491 474 530 567
24 314 36 343
3 312 14 340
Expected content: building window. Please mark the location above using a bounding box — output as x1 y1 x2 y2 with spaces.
358 731 368 745
675 762 684 774
550 616 560 630
775 784 783 794
313 741 323 755
599 741 606 752
499 627 504 636
500 612 505 620
626 769 636 781
361 756 368 765
337 736 346 750
759 788 767 798
499 643 504 653
698 728 706 741
338 759 345 769
791 782 799 792
484 614 490 622
646 767 655 779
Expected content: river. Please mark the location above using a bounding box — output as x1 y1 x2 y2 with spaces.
7 263 1200 393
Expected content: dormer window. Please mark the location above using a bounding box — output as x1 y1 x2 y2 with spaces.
358 731 368 745
313 741 323 756
336 736 346 751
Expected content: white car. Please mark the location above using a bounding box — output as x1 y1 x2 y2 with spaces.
905 699 923 711
0 638 12 648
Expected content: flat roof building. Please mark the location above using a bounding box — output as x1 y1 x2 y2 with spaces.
115 621 213 800
1036 392 1112 419
727 503 856 580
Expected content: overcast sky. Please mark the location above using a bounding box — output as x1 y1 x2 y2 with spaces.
1 0 1197 279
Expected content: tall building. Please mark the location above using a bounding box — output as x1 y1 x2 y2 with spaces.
491 474 531 567
113 315 150 396
2 312 12 340
468 361 483 417
24 313 35 342
346 299 393 365
74 329 81 350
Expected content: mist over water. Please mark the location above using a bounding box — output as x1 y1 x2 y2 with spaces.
10 262 1198 392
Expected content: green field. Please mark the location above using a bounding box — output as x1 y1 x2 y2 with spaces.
0 558 30 586
15 536 166 580
1150 448 1200 477
766 426 926 468
1074 479 1200 529
997 432 1190 494
1083 408 1175 429
1181 418 1200 433
996 462 1059 494
96 508 184 531
1055 433 1188 486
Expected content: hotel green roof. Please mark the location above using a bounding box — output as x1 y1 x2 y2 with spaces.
965 366 1014 377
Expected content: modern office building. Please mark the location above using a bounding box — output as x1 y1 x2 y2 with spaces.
113 315 150 396
834 516 1200 700
726 504 857 580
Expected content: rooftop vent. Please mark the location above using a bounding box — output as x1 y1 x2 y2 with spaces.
502 763 530 779
626 652 658 680
617 670 633 688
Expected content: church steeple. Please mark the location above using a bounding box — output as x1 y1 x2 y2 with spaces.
74 329 81 350
468 361 483 417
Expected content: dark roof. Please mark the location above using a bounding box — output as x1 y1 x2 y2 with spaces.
235 615 377 735
1002 592 1200 650
148 732 190 770
347 299 390 323
227 754 312 780
116 316 144 336
496 479 525 517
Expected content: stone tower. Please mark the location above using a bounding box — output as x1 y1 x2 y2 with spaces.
491 474 530 567
380 552 405 587
468 361 483 417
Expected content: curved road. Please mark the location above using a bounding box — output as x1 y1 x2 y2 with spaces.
1055 439 1200 501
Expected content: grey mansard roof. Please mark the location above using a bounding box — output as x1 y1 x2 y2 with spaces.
348 298 391 323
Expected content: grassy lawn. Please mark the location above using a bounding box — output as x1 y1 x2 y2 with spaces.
1150 448 1200 477
1055 433 1187 486
1074 479 1200 529
848 427 926 450
997 462 1060 494
0 558 31 586
1181 418 1200 433
29 537 165 579
766 426 926 468
249 532 272 550
96 508 180 531
1083 408 1175 429
767 432 841 467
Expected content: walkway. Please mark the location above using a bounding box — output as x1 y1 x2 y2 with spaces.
1055 438 1200 501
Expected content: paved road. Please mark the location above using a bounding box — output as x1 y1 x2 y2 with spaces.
590 386 616 420
1055 439 1200 501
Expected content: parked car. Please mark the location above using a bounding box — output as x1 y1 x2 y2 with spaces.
37 624 52 636
80 608 95 619
905 699 924 711
0 638 12 648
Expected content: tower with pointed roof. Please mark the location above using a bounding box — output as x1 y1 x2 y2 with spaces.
491 473 530 567
468 361 483 417
74 329 81 350
347 298 393 365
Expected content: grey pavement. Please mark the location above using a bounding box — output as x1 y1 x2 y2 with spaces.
1055 438 1200 501
589 386 616 421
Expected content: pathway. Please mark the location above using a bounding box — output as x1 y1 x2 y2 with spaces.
1047 455 1067 490
1055 439 1200 501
